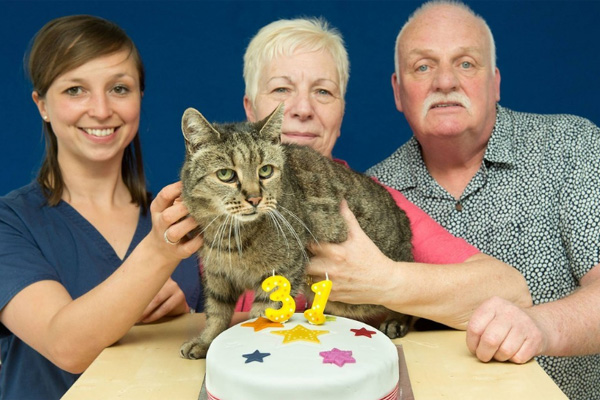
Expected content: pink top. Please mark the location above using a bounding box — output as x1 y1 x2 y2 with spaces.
232 161 479 312
380 182 479 264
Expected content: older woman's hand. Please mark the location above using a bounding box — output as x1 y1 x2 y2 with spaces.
307 200 395 305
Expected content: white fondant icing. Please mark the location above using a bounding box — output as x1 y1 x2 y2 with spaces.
206 314 399 400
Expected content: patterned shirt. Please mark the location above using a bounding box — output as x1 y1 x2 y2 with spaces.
367 105 600 400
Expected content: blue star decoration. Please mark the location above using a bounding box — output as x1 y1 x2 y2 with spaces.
319 348 356 367
242 350 271 364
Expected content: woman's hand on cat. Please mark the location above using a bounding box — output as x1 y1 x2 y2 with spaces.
307 200 395 305
150 182 203 260
138 277 190 323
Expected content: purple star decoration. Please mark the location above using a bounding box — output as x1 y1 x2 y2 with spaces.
242 350 271 364
319 348 356 367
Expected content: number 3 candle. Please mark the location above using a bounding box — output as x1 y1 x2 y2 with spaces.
304 274 332 325
262 275 296 323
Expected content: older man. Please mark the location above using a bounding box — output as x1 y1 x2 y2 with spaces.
367 1 600 399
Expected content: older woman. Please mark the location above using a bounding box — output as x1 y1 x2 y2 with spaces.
237 18 531 330
0 16 202 399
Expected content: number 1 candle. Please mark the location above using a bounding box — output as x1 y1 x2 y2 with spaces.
304 274 332 325
261 275 296 323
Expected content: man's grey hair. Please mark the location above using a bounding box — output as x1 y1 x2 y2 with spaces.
394 0 496 82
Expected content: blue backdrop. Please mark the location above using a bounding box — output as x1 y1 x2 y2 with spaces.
2 0 599 196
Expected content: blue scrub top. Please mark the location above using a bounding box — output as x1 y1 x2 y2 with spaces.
0 182 203 400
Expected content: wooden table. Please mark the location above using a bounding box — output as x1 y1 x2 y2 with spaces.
62 313 567 399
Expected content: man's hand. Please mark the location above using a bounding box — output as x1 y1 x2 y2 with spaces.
466 296 546 364
307 200 393 305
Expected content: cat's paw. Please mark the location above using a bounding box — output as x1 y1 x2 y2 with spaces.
180 337 209 360
379 317 410 339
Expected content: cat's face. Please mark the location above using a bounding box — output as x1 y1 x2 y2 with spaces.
180 105 286 224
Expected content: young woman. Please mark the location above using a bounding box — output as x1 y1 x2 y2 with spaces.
0 15 202 399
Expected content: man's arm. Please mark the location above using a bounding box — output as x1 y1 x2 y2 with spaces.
467 263 600 363
307 201 532 330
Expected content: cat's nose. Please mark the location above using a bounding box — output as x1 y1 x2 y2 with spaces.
246 196 262 207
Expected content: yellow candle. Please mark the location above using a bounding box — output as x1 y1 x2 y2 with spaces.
304 277 332 325
261 275 296 323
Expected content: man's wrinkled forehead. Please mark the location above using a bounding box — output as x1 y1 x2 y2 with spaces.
398 5 491 61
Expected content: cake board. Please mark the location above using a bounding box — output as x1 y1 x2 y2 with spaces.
198 344 414 400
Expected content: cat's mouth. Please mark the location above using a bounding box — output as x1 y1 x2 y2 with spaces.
235 210 260 221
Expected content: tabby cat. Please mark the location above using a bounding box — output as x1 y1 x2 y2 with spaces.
179 105 413 359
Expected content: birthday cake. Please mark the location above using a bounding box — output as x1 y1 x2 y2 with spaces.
204 313 399 400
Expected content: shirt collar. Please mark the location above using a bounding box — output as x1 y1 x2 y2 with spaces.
396 104 515 192
483 104 516 166
393 137 428 192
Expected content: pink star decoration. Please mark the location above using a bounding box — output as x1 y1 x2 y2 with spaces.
350 327 377 338
319 348 356 367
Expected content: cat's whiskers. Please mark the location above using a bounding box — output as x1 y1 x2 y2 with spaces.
227 215 234 252
227 214 235 270
266 210 291 250
208 213 243 270
268 209 310 263
233 218 243 258
203 235 216 266
225 214 244 267
212 214 231 262
222 215 234 255
278 205 320 245
199 212 235 265
198 215 221 236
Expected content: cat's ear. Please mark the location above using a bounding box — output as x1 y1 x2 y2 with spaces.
181 108 220 154
257 103 284 144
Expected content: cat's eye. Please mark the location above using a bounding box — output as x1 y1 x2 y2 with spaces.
258 165 274 179
217 169 236 183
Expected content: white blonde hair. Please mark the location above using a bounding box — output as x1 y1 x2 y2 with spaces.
243 17 349 104
394 0 496 82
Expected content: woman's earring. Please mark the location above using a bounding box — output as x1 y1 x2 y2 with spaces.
43 115 49 121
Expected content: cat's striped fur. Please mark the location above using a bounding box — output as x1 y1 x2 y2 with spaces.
179 105 413 359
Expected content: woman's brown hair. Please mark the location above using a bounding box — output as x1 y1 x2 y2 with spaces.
26 15 149 213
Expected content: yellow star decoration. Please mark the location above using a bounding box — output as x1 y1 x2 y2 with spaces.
271 324 329 344
241 317 284 332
